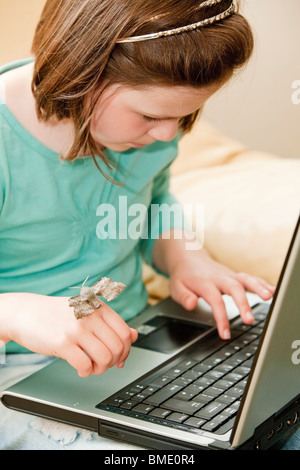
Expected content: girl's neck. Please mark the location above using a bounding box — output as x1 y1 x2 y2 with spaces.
2 62 75 155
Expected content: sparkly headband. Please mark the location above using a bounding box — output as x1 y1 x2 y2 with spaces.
117 0 235 44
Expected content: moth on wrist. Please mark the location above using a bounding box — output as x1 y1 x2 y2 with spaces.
68 277 126 320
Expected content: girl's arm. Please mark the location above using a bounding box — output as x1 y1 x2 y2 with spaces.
152 229 275 340
0 292 137 376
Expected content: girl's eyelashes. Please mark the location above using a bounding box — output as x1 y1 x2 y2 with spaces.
142 115 163 123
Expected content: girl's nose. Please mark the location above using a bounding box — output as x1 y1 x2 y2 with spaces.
147 120 179 142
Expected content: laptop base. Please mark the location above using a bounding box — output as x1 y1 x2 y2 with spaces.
3 390 299 450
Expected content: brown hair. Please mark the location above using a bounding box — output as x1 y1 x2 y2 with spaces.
31 0 254 168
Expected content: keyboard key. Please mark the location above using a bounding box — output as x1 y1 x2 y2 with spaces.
164 367 186 378
231 322 252 332
193 376 215 389
204 369 225 381
130 383 146 393
217 394 238 405
172 376 193 387
184 417 207 428
107 397 124 407
215 417 236 435
222 356 244 368
203 386 224 398
131 393 147 402
131 403 154 414
212 345 240 362
201 413 229 432
118 391 135 400
163 398 204 415
132 385 160 401
149 376 173 388
120 401 136 410
192 363 211 374
144 384 183 406
149 408 171 419
201 356 223 368
195 402 227 420
230 366 250 378
193 392 215 404
184 383 210 395
143 385 160 395
190 336 227 362
214 363 234 374
174 389 199 401
213 379 235 391
182 370 203 380
176 359 198 370
226 386 244 398
222 401 240 417
234 334 258 347
166 412 189 423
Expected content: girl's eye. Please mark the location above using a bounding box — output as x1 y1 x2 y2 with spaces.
142 115 163 123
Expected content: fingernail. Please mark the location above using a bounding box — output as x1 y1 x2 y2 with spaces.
245 311 254 323
262 288 271 295
222 329 231 340
116 361 125 369
185 296 196 310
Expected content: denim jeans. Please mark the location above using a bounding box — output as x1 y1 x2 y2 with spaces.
0 354 299 450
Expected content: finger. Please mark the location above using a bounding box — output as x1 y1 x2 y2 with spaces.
170 278 199 310
130 327 139 343
78 333 114 375
171 278 230 339
225 282 255 325
99 308 136 364
199 282 231 340
115 328 139 369
92 319 126 366
236 273 275 300
62 345 93 378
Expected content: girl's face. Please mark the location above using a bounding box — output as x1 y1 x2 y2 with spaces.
90 84 219 152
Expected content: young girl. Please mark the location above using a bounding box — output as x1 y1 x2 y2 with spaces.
0 0 296 450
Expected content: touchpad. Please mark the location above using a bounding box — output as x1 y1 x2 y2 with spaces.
134 315 208 354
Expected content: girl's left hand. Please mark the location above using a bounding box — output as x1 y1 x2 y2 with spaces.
168 249 275 340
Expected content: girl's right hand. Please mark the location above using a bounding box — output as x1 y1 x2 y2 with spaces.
0 293 138 377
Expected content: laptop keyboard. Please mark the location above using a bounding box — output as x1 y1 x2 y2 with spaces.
96 304 269 436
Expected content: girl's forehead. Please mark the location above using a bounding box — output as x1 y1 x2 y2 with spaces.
103 83 218 115
118 83 216 99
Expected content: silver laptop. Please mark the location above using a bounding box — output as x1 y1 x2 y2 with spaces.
1 215 300 450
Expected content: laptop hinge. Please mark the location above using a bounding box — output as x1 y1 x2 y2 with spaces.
237 396 300 450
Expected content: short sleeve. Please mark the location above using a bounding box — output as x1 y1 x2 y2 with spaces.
139 163 191 269
0 115 7 214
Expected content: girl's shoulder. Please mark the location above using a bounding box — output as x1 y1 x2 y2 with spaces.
0 59 33 100
0 81 5 103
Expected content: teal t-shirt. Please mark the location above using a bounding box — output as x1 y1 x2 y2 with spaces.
0 60 186 353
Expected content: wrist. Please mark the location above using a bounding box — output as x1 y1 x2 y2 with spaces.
153 228 208 275
0 293 15 343
0 292 45 344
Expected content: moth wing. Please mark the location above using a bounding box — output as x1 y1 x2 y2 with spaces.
104 281 126 301
87 296 102 309
91 277 126 301
73 302 95 320
69 295 95 319
90 278 109 295
68 295 82 307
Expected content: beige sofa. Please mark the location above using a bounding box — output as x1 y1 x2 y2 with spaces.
144 119 300 303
